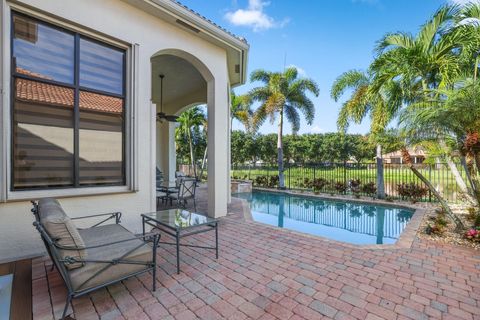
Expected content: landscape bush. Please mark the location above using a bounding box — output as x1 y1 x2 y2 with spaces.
397 183 428 203
360 182 377 197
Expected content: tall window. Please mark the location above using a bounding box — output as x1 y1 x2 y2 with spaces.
11 12 126 190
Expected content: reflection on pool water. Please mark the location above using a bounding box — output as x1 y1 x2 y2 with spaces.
234 191 415 245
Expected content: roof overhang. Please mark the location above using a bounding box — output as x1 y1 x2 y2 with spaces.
121 0 249 87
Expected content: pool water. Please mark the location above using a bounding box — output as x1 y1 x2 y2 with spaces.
234 191 415 245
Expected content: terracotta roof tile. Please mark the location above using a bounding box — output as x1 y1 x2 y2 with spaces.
16 68 123 114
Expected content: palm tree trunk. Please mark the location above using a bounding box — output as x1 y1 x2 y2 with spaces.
187 128 197 178
199 146 208 182
402 148 464 231
461 155 476 194
439 139 477 206
278 108 285 189
376 144 385 199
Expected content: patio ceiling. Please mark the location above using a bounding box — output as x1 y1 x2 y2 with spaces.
151 54 207 109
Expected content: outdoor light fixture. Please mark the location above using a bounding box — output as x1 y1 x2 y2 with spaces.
156 74 179 122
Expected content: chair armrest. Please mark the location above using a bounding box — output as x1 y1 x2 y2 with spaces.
71 212 122 228
53 233 158 250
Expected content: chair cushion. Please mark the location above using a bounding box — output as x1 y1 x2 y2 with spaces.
70 224 152 292
38 198 66 221
156 191 167 198
42 215 86 270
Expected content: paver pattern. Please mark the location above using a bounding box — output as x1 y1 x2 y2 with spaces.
32 194 480 319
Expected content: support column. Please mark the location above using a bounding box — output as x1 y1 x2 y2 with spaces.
156 121 176 183
207 77 229 218
227 83 232 204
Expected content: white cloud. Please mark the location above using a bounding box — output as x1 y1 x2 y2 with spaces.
450 0 480 5
310 125 324 134
287 65 307 77
224 0 288 32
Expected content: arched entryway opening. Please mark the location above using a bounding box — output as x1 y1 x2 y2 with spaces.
151 49 230 218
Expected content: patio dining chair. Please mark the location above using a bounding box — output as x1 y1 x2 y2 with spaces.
156 191 168 207
169 177 197 211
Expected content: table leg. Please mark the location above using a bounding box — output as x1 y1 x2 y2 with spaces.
142 216 145 238
215 222 219 259
176 230 180 274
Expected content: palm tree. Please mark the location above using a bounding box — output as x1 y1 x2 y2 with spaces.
176 106 206 178
371 5 462 96
399 79 480 207
249 67 319 188
331 70 402 198
231 91 253 132
454 2 480 80
368 5 472 225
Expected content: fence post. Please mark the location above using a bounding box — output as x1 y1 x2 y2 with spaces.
428 165 432 202
343 160 347 194
288 165 291 189
376 145 385 199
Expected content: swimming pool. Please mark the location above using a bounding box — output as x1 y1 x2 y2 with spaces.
234 191 415 245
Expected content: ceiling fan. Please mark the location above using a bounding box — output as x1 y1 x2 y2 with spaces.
156 74 179 122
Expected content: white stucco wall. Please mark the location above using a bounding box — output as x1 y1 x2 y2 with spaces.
0 0 231 263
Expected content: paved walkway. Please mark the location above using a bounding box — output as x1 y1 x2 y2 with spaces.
32 191 480 319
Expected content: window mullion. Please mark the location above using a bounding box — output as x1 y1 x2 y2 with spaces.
74 33 80 187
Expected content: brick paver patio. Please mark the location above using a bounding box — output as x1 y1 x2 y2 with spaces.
32 196 480 320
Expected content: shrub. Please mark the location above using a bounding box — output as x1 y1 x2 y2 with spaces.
302 178 312 189
254 176 268 187
302 178 329 193
361 182 377 197
268 175 279 188
466 207 480 228
425 209 448 235
425 224 443 235
334 181 347 193
349 179 361 198
397 183 428 203
465 228 480 242
253 175 279 188
312 178 328 192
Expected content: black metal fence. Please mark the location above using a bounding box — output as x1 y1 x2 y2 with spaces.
231 162 463 203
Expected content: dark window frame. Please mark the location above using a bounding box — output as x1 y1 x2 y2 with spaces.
10 11 127 191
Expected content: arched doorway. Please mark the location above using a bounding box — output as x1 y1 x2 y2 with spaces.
151 49 230 218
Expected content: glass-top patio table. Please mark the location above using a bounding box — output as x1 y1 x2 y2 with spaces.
141 209 218 274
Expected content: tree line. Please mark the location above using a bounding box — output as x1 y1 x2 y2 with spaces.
232 131 388 166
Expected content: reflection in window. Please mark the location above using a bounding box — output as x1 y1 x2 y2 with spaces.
13 78 74 189
11 12 126 190
79 91 124 185
80 38 124 95
13 15 74 84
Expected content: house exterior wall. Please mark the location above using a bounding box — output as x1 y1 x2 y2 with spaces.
0 0 231 263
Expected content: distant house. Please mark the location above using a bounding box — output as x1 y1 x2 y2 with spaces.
382 146 426 164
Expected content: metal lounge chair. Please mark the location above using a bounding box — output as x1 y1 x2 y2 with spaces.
31 199 160 320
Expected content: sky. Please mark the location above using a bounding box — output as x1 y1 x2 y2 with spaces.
178 0 466 135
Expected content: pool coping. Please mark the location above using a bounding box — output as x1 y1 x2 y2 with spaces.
233 188 433 250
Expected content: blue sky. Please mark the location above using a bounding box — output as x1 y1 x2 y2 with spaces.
179 0 456 135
